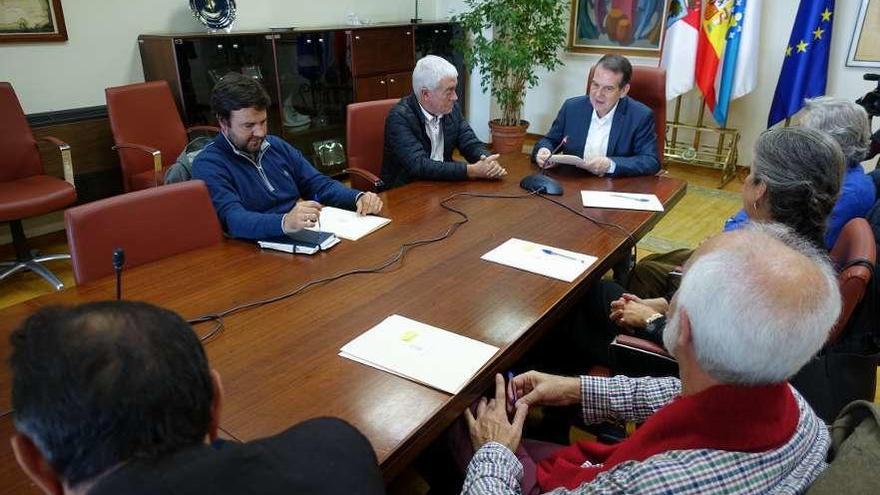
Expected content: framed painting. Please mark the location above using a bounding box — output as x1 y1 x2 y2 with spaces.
568 0 669 56
846 0 880 67
0 0 68 43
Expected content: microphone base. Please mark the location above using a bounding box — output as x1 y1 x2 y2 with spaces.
520 173 563 195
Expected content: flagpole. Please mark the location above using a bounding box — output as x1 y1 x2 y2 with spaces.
694 97 706 152
671 96 683 149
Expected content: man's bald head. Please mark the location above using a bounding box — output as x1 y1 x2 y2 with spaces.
664 225 840 385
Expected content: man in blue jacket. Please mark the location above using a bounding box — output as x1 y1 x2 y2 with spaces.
193 73 383 240
532 54 659 177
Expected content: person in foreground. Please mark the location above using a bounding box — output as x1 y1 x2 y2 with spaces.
9 301 385 495
532 54 659 177
382 55 506 188
193 72 383 240
461 226 841 494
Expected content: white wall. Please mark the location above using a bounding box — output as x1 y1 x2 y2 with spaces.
0 0 436 114
438 0 880 168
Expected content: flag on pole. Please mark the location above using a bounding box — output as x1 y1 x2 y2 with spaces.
695 0 734 113
767 0 835 127
660 0 702 101
713 0 761 126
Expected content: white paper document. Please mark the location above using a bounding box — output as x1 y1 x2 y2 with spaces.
306 206 391 241
548 154 586 168
580 190 664 212
481 238 596 282
339 314 499 394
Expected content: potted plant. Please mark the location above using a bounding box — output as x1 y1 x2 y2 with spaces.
454 0 568 153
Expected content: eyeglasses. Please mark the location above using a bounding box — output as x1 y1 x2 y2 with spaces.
589 81 621 95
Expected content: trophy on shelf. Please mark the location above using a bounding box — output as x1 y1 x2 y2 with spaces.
312 139 345 173
189 0 237 32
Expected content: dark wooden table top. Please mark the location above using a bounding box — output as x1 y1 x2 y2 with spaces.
0 153 685 491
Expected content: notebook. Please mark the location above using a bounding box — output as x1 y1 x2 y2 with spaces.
257 230 340 255
306 206 391 241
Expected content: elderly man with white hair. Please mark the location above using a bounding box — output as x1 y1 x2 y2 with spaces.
460 225 840 494
381 55 506 189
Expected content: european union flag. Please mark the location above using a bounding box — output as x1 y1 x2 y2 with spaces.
767 0 834 127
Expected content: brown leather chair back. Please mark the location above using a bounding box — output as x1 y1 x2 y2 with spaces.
346 98 398 191
64 180 223 285
827 217 877 345
0 82 44 182
588 65 666 160
106 81 188 191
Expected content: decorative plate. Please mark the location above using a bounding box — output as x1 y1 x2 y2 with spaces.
189 0 237 30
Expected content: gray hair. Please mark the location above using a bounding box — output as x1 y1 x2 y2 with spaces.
412 55 458 94
664 226 841 385
751 126 844 249
801 96 871 164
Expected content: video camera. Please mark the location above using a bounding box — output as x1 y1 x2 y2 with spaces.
857 74 880 161
857 74 880 118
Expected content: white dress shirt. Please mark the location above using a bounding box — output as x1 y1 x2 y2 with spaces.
583 102 618 174
419 103 445 162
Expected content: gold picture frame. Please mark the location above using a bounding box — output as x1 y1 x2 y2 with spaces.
0 0 68 43
846 0 880 68
568 0 669 55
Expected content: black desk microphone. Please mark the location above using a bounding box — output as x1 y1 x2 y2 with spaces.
113 248 125 300
520 135 567 195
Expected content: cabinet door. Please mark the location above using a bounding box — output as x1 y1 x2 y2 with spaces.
354 75 389 103
385 72 412 100
349 27 414 77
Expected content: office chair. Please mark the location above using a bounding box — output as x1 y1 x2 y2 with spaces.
588 65 666 162
0 82 77 291
64 180 223 284
344 98 398 192
105 80 218 192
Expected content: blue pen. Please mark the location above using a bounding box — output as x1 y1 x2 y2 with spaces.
507 371 517 404
541 248 584 263
610 193 650 203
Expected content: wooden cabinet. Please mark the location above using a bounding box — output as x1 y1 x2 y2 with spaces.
354 71 412 102
348 27 415 102
138 22 460 175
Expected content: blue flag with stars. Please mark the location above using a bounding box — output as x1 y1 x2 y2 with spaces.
767 0 834 127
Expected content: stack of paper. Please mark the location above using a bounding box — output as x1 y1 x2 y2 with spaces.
339 315 498 394
481 238 596 282
581 190 663 212
307 206 391 241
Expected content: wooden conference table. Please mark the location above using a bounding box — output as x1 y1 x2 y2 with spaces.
0 153 685 492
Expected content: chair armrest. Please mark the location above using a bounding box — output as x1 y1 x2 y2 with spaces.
344 167 384 192
610 334 676 363
37 136 75 187
186 125 220 135
113 142 163 188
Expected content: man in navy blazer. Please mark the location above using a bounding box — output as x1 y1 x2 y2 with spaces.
532 54 659 177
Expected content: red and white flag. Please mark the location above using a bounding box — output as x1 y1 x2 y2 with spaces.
660 0 702 100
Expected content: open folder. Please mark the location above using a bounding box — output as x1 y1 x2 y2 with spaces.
339 315 499 394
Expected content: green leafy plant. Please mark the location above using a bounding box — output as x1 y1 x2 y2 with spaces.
453 0 568 127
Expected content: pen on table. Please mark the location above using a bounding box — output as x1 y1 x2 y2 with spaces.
314 193 321 231
609 193 650 203
507 371 517 404
541 248 585 263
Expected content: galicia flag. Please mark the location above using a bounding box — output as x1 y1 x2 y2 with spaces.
767 0 835 127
